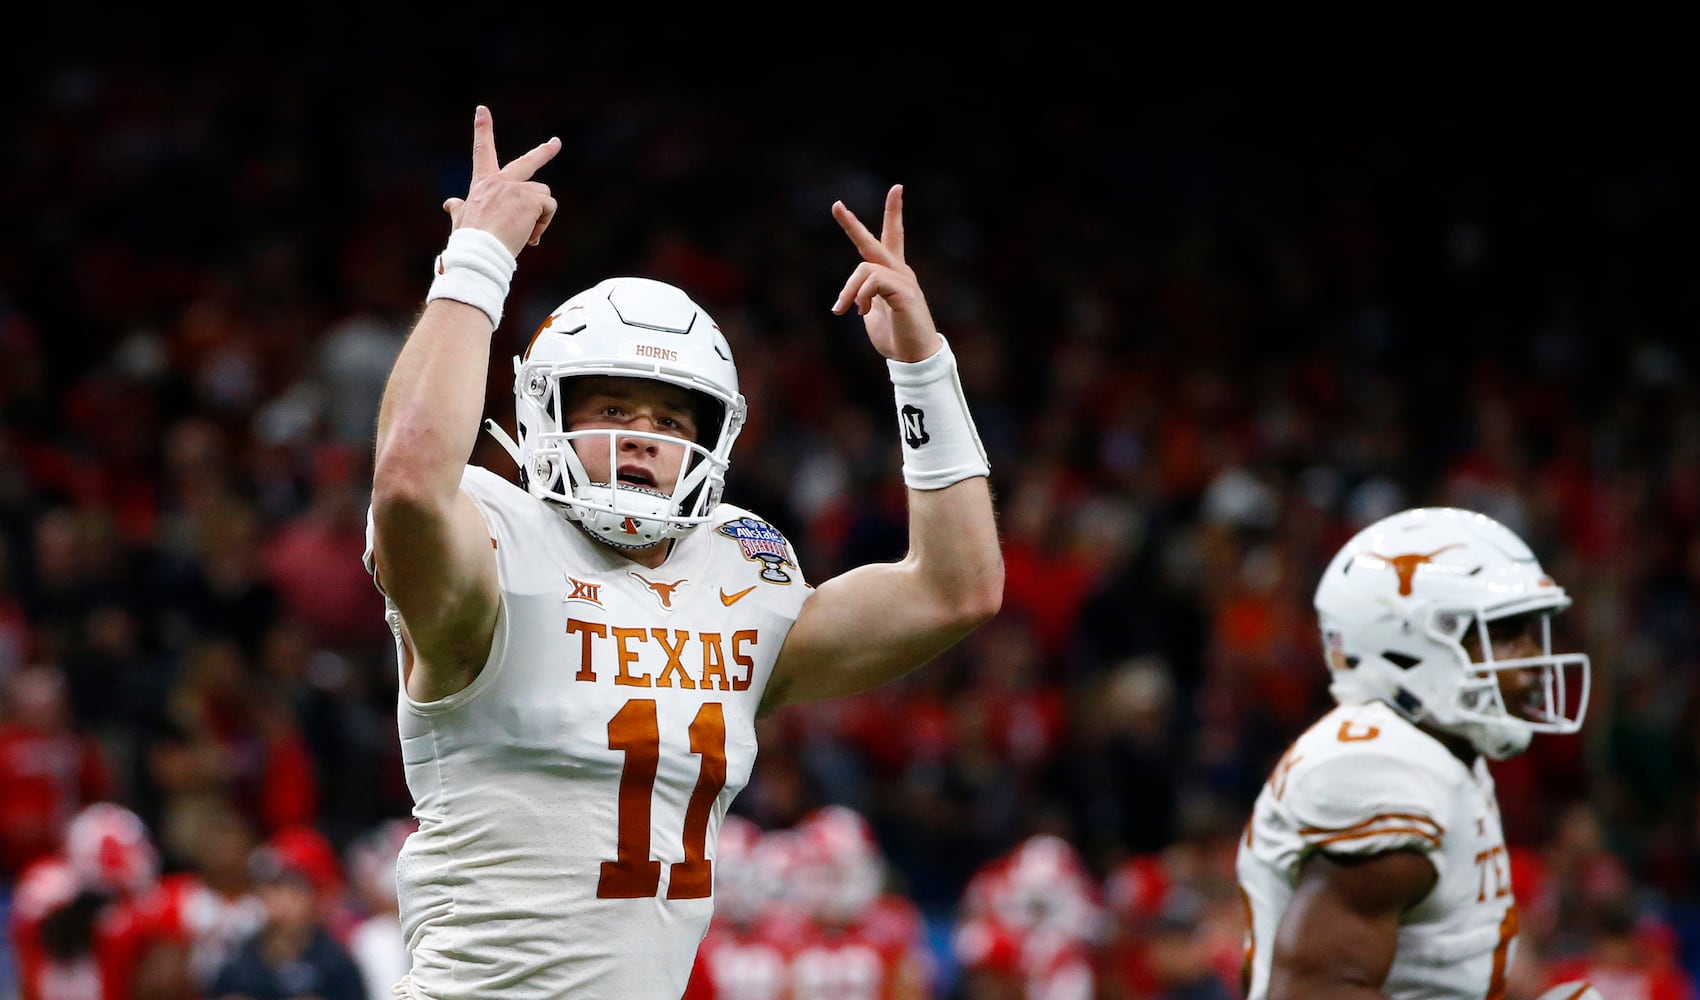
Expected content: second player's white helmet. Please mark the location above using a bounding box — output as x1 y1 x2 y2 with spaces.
489 276 747 548
1313 507 1589 759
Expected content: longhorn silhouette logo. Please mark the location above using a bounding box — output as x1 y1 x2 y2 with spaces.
1365 545 1462 596
630 573 687 609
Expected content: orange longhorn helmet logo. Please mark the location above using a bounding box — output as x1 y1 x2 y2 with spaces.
1365 545 1462 596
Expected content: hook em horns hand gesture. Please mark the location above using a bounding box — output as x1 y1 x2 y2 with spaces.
832 185 944 364
442 105 562 257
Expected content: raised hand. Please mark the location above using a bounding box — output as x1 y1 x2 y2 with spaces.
441 105 562 256
831 184 943 363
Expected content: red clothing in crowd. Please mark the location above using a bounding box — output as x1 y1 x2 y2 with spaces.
788 895 933 1000
1541 955 1696 1000
0 721 113 880
684 908 804 1000
7 857 198 1000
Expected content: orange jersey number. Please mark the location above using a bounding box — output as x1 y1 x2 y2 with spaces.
599 699 728 899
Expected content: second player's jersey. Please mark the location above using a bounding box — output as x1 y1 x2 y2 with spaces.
685 913 804 1000
1236 701 1520 1000
365 465 814 1000
789 896 933 1000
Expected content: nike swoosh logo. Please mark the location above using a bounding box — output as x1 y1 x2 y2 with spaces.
719 586 757 607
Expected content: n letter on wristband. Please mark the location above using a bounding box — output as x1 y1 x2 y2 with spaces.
426 228 517 328
888 337 991 490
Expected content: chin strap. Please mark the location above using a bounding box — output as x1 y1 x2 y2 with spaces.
482 419 526 487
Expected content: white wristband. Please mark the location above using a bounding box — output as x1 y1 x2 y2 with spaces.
888 336 991 490
425 228 516 328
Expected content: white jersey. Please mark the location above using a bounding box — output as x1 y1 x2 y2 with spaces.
364 465 814 1000
1236 701 1520 1000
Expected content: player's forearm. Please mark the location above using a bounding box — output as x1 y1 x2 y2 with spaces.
906 477 1004 626
885 333 1002 624
373 300 495 504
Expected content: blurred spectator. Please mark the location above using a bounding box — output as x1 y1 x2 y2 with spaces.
788 805 935 1000
343 818 414 1000
1063 656 1184 865
0 664 116 884
6 801 197 1000
1518 800 1638 963
261 824 358 945
208 843 366 1000
684 815 801 1000
153 484 280 661
58 600 168 803
261 443 384 655
159 797 267 992
1101 832 1244 1000
1537 892 1698 1000
310 314 404 452
0 535 31 681
145 635 317 844
255 619 393 845
1138 889 1236 1000
952 834 1106 1000
17 508 134 668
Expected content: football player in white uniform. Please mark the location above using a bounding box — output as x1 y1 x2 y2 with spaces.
363 106 1003 999
1236 507 1590 1000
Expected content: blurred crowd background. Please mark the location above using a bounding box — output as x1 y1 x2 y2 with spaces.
3 21 1697 1000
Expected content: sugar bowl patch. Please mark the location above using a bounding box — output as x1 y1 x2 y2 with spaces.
717 517 796 583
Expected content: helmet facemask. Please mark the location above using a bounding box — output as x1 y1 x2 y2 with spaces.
485 276 747 551
515 366 736 548
1418 601 1591 759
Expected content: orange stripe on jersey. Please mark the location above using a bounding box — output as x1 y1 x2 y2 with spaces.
1300 812 1444 850
1298 812 1445 837
1308 826 1443 850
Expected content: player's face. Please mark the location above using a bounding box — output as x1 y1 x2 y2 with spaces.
1464 613 1546 721
563 377 701 493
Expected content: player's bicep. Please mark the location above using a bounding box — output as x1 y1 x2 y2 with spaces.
371 487 500 666
763 559 966 712
1268 849 1437 1000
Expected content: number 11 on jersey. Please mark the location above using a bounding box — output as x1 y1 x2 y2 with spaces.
599 699 728 900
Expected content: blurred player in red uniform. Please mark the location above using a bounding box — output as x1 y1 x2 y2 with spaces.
685 815 805 1000
951 833 1106 1000
1538 894 1697 1000
7 802 198 999
786 805 933 1000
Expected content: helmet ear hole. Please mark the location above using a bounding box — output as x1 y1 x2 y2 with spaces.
1433 611 1468 639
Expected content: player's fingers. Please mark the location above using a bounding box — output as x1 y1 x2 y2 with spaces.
854 275 885 316
503 136 563 181
832 200 891 263
442 197 464 217
881 185 905 259
470 105 501 180
529 195 560 246
831 264 876 315
842 267 888 316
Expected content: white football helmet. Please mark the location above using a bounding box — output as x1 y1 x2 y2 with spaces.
485 276 746 548
712 814 781 926
973 834 1104 943
65 801 159 898
1314 507 1589 759
791 805 885 924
